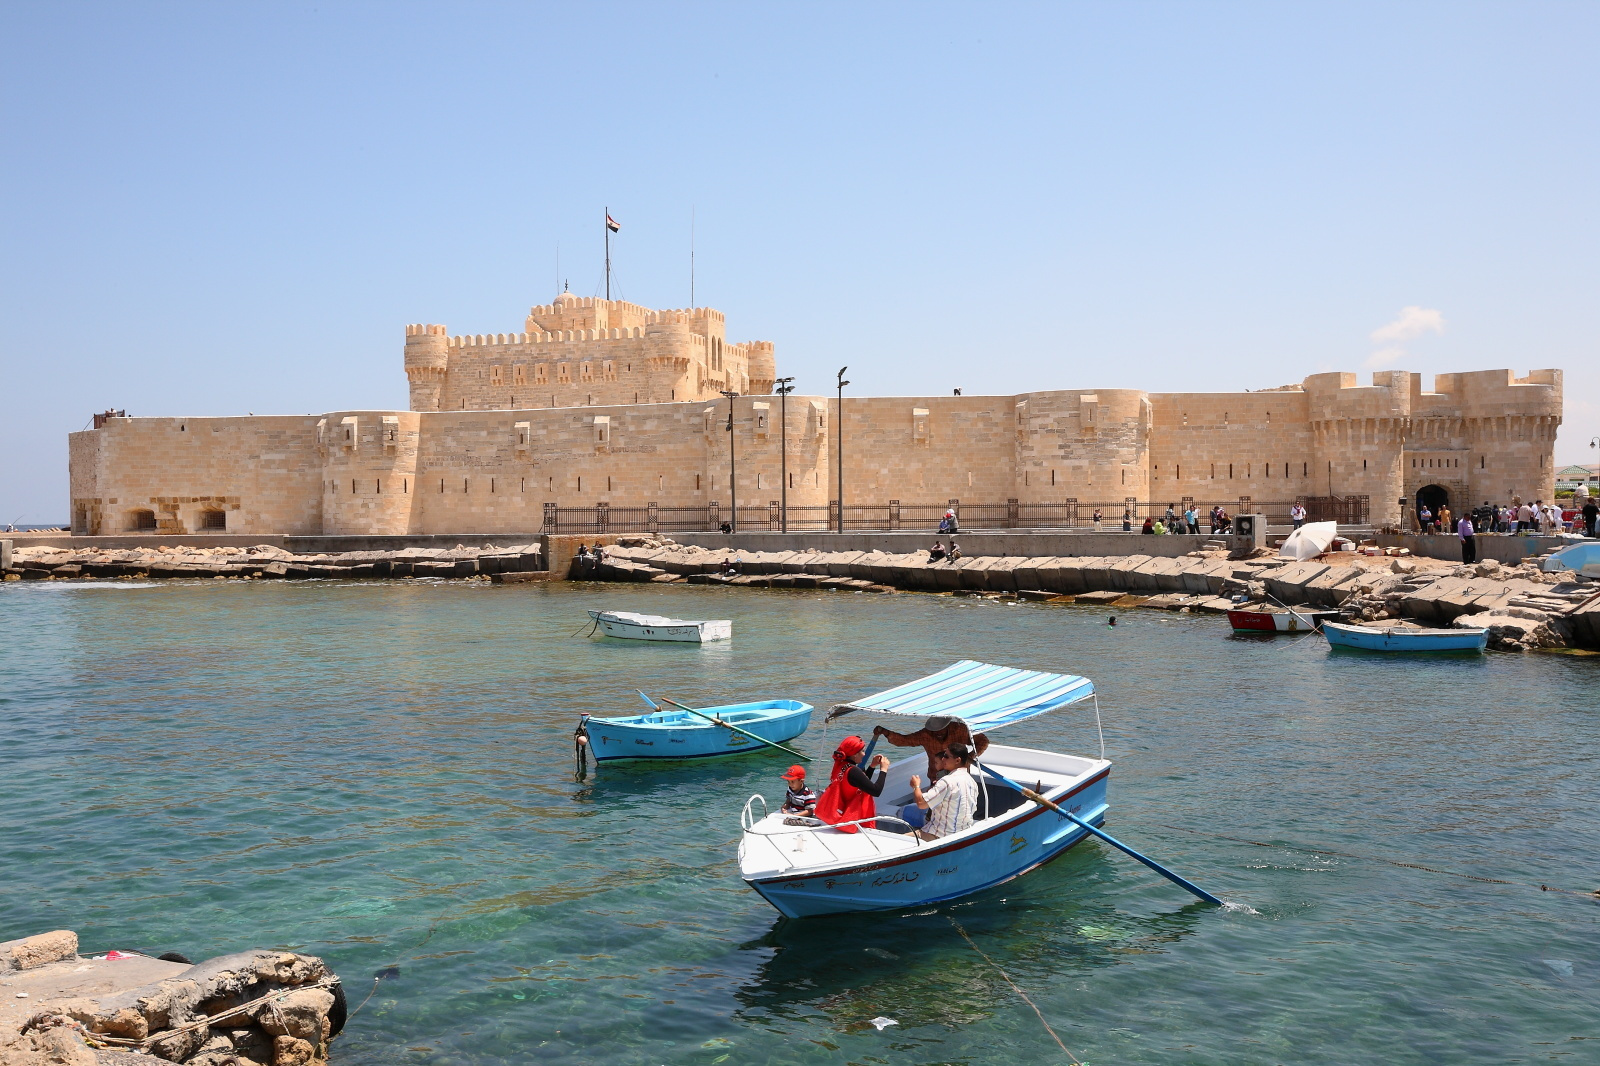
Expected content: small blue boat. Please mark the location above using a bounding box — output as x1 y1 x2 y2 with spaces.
1323 620 1489 653
579 699 813 763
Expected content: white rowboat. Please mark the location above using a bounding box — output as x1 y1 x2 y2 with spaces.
587 609 731 643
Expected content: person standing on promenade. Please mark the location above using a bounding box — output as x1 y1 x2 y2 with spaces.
1122 508 1133 532
1186 505 1200 534
1516 501 1533 532
1092 508 1103 531
1438 504 1453 534
1458 514 1477 564
1418 503 1433 534
1290 502 1307 530
1583 498 1598 538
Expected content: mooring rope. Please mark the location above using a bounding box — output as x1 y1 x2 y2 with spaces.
947 916 1083 1064
1156 824 1600 900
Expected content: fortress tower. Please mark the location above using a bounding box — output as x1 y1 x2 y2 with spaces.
408 292 776 413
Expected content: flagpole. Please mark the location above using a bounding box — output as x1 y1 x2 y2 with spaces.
604 206 611 301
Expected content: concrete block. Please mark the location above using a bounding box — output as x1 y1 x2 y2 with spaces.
826 551 868 577
0 929 77 972
1264 562 1331 604
956 557 996 589
1107 555 1152 591
983 557 1024 591
1076 590 1122 605
1303 567 1363 607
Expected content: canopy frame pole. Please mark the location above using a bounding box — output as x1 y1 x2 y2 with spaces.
1092 693 1105 760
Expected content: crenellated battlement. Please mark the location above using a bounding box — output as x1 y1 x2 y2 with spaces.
405 323 448 338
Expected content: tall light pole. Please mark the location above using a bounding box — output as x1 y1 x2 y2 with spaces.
775 376 795 532
835 367 849 533
721 388 740 533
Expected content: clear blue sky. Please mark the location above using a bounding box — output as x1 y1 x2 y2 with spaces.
3 1 1596 523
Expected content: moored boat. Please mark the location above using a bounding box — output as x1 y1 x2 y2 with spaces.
738 660 1117 918
1322 620 1489 652
1227 606 1339 633
580 699 811 762
587 609 731 642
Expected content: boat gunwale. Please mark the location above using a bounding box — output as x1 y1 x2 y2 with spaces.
743 764 1110 885
587 700 812 731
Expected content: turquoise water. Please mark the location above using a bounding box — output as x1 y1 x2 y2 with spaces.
3 578 1598 1065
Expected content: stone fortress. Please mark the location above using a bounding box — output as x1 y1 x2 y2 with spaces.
68 290 1563 536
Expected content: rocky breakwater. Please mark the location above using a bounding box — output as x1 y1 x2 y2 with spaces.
581 539 1600 651
0 930 345 1066
3 543 543 582
1329 556 1600 652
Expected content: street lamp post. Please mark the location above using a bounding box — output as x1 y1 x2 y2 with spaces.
721 389 740 533
835 367 849 534
775 376 795 532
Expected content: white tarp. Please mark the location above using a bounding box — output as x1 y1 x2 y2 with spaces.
1279 521 1338 561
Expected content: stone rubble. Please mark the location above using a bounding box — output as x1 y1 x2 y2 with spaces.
578 539 1600 652
0 931 344 1066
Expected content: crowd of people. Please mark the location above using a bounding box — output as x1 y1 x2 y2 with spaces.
1416 498 1593 537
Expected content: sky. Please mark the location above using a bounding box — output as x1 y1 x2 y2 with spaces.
2 1 1596 523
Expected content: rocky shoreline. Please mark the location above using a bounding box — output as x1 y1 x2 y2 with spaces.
0 930 344 1066
2 543 543 582
582 538 1600 652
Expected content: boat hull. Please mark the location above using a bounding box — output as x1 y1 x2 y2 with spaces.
589 611 731 642
1323 621 1489 652
585 701 811 762
743 764 1110 918
1227 608 1331 633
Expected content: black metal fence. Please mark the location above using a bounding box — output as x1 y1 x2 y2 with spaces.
540 495 1372 534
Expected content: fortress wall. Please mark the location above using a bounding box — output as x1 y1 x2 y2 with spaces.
1148 389 1321 508
318 411 424 536
68 417 324 535
833 396 1015 505
1012 390 1151 505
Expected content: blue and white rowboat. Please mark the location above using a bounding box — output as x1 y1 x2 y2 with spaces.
739 660 1114 918
581 699 812 762
1323 620 1489 652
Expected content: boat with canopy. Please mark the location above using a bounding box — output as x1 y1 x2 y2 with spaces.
738 660 1219 918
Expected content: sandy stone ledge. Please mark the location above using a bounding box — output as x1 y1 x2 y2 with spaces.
0 931 345 1066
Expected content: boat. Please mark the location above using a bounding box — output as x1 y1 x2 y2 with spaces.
1226 605 1340 633
579 699 812 762
1322 620 1489 652
738 660 1116 918
586 609 731 642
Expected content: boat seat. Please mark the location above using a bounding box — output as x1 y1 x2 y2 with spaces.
977 779 1027 821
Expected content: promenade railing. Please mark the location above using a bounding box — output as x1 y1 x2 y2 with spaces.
539 495 1371 534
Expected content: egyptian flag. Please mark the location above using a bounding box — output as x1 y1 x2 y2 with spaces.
606 214 620 233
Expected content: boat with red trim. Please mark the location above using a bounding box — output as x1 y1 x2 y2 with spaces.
1226 605 1340 633
737 661 1114 918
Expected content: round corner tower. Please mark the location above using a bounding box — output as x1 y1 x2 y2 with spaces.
405 324 449 412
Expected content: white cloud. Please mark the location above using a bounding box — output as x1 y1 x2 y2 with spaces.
1370 306 1445 345
1364 306 1444 368
1363 346 1406 369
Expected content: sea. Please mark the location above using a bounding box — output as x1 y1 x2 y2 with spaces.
2 578 1597 1065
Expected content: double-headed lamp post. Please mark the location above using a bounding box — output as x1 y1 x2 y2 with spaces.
835 367 850 533
721 389 740 533
775 376 795 532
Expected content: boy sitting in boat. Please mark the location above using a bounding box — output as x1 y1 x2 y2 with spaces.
781 765 818 815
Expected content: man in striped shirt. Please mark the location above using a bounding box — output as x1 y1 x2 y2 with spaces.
909 742 980 840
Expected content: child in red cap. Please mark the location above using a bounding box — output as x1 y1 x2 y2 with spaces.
781 765 818 815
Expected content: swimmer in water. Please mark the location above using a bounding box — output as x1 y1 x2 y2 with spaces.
1108 616 1117 627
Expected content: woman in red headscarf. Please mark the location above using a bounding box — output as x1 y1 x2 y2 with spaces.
813 735 890 833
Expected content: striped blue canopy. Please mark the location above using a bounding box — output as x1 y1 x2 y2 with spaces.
828 660 1095 731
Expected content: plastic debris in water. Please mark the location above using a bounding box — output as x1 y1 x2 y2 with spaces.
1543 959 1574 976
374 966 401 980
869 1017 898 1030
700 1038 734 1049
862 947 898 960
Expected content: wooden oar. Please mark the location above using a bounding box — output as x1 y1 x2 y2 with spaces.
974 763 1222 905
639 692 811 761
